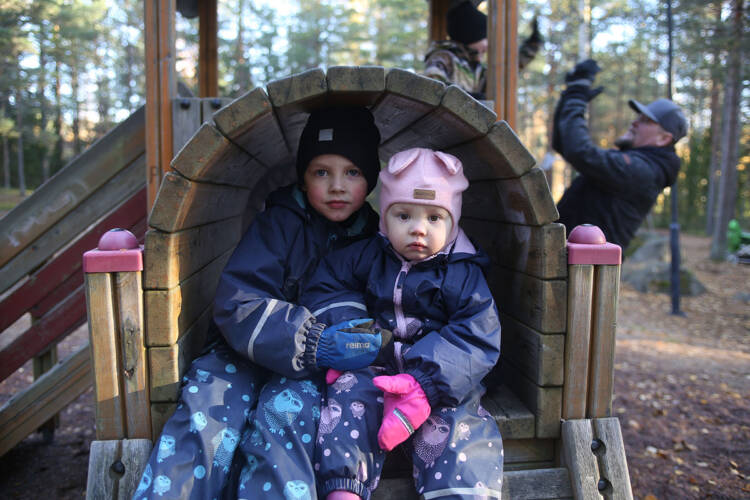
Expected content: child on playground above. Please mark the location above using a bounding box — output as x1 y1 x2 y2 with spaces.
300 148 505 500
133 107 394 500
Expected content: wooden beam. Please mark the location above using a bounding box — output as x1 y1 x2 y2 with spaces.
198 0 218 97
429 0 450 43
487 0 518 128
145 0 176 210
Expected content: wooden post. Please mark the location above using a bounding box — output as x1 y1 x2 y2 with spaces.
487 0 518 128
429 0 450 43
32 319 59 441
198 0 218 98
83 229 151 440
564 225 622 420
144 0 177 210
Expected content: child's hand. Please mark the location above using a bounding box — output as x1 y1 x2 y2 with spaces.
315 318 393 371
373 374 431 451
326 368 343 384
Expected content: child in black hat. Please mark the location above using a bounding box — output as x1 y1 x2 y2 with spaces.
133 107 384 500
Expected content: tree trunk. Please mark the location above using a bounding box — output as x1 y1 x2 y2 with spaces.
37 23 51 183
1 98 9 189
53 59 63 170
705 1 724 235
71 62 82 156
710 0 744 260
15 88 26 197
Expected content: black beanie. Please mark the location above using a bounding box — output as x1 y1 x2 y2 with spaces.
296 107 381 194
447 1 487 45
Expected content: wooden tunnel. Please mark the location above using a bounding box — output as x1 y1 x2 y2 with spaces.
84 66 631 499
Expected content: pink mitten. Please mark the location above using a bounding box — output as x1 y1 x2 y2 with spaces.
326 368 343 385
372 374 431 451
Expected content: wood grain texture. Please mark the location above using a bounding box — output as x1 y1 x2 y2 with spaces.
462 168 558 226
85 273 124 440
461 220 567 279
481 383 535 439
487 266 567 334
144 249 231 346
117 439 153 500
563 265 594 420
212 88 291 168
0 345 90 457
171 97 202 156
326 65 385 103
86 440 118 499
170 123 264 189
499 313 565 386
114 272 150 439
587 265 621 419
148 305 212 402
562 419 601 500
502 364 562 439
593 418 634 499
372 68 445 144
148 172 250 233
143 216 243 289
446 120 535 181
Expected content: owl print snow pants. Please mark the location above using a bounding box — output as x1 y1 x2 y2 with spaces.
234 373 326 500
317 368 504 500
132 341 264 500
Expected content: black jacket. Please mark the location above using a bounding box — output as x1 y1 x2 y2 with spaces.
553 88 681 250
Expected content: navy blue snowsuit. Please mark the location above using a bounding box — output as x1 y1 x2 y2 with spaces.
132 184 378 500
300 230 504 500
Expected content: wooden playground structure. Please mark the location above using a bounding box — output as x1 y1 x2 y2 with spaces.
0 1 634 499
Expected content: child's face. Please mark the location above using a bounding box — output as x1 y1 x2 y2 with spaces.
384 203 453 261
302 154 369 222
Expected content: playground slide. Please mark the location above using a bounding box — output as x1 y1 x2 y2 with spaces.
0 106 147 457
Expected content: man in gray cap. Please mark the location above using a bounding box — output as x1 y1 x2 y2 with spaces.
553 59 687 251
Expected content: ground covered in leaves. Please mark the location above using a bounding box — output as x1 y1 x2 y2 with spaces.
0 233 747 499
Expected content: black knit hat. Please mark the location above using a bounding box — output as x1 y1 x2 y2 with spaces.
296 107 381 193
447 1 487 45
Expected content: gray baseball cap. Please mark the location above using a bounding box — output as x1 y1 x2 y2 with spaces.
628 98 687 143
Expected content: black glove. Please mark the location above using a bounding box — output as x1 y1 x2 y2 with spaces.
565 59 601 86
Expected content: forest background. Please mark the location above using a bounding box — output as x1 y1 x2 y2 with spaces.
0 0 748 254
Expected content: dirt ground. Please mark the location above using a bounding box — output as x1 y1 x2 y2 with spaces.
0 232 748 499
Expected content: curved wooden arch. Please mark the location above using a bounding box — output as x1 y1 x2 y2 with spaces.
142 67 567 445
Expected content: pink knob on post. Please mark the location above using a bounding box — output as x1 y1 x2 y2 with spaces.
567 224 622 265
83 228 143 273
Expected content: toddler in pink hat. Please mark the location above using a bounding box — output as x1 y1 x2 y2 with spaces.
301 147 504 500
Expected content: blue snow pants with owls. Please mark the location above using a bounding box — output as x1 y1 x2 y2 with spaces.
233 372 325 500
132 341 266 500
316 368 504 500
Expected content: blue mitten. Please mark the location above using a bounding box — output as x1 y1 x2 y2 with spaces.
315 318 393 371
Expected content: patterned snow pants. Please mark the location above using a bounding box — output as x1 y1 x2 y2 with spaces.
316 367 504 500
132 341 265 499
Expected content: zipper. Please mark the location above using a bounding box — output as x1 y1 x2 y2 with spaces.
392 260 411 338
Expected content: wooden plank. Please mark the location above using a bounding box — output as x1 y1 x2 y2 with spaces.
148 305 212 402
563 265 594 420
0 106 145 269
0 157 146 294
587 265 621 419
592 418 633 500
462 168 558 226
30 271 81 320
428 0 449 42
487 267 567 334
148 172 250 233
562 419 600 500
170 123 264 189
266 68 328 154
85 273 124 440
505 438 556 464
461 220 567 279
325 65 385 106
481 383 535 439
0 188 147 332
0 344 90 457
86 440 119 499
114 272 150 439
502 364 562 439
371 68 445 143
198 0 218 98
145 249 231 346
200 97 231 121
380 85 496 158
446 120 536 181
143 216 243 289
0 286 86 382
118 439 154 500
150 402 176 442
499 313 565 386
171 97 202 157
212 88 291 168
